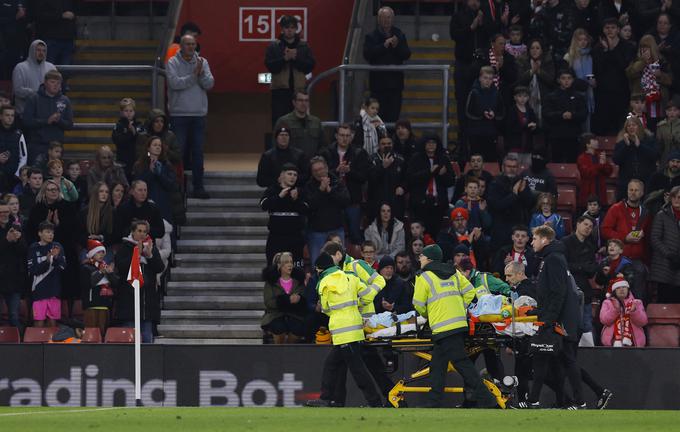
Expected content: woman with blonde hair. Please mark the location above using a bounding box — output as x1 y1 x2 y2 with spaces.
80 181 115 260
261 252 306 344
564 28 595 131
613 116 658 199
626 34 673 132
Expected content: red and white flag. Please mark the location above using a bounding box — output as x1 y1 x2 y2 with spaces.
126 245 144 289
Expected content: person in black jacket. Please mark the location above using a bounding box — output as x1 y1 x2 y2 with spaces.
111 98 144 180
257 126 307 188
0 105 24 193
504 86 538 155
304 156 350 264
491 225 538 278
318 124 369 245
368 134 406 221
465 66 506 162
453 153 494 201
406 135 455 238
264 15 316 127
363 6 411 122
0 199 26 327
34 0 76 66
542 69 587 163
392 119 418 163
112 180 165 245
260 163 308 267
80 239 119 338
373 255 413 314
520 150 558 201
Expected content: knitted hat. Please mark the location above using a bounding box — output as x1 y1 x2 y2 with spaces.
458 256 474 272
422 244 443 263
667 148 680 162
453 244 470 256
608 276 629 297
87 239 106 259
274 125 290 137
378 255 395 271
450 207 469 221
315 252 335 271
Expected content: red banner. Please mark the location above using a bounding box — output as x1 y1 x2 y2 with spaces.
178 0 355 93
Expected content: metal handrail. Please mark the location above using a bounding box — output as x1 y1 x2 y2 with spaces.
307 63 450 140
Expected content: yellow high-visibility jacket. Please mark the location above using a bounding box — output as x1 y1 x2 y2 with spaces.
344 255 385 317
318 266 365 345
413 265 476 337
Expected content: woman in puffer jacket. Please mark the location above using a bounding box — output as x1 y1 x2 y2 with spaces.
599 276 648 347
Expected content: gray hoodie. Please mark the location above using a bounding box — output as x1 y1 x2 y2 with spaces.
166 50 215 117
11 40 56 114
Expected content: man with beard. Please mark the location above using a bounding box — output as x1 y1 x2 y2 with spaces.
11 40 55 116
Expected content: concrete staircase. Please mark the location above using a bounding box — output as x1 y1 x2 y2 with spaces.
64 39 158 159
156 171 267 345
402 39 457 143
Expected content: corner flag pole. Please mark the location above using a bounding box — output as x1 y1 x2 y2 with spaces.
127 244 144 407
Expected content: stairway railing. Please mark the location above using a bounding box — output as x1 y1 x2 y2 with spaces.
307 63 450 140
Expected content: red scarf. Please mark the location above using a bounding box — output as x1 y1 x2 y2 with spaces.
612 298 635 347
673 207 680 221
608 256 621 276
488 49 500 88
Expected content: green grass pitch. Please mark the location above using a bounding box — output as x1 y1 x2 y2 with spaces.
1 407 680 432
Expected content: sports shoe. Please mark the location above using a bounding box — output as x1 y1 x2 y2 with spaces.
566 402 587 410
509 401 540 409
192 188 211 199
596 389 613 410
305 398 331 407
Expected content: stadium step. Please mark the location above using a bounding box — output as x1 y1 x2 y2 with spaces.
159 171 268 344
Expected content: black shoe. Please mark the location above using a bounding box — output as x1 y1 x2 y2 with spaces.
329 401 345 408
192 188 210 199
305 398 331 407
596 389 613 410
509 401 540 409
565 402 587 410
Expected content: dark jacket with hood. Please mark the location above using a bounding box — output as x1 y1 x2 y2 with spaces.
303 172 351 232
0 121 23 189
613 134 658 198
112 116 144 174
420 261 465 340
542 85 587 139
561 233 598 302
0 219 27 295
487 172 535 246
265 34 315 92
465 79 505 138
368 149 406 210
318 142 370 205
113 199 165 244
391 127 418 162
22 83 73 146
363 25 411 91
261 265 307 327
136 109 181 166
257 143 308 188
406 137 455 211
649 203 680 285
373 275 413 314
520 157 558 199
11 39 56 114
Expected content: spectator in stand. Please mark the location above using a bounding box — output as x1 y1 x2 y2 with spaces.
363 6 411 123
602 179 651 261
0 105 24 193
34 140 62 175
395 250 414 284
628 93 649 128
304 156 350 264
408 237 424 270
529 192 566 239
505 25 527 58
112 98 144 180
406 135 455 238
626 35 674 133
649 13 680 94
359 97 385 156
115 219 164 343
166 34 215 200
87 145 128 191
564 28 596 132
0 1 27 80
597 0 636 30
165 21 201 64
437 207 490 267
453 153 494 201
110 182 127 210
613 116 658 199
368 134 406 220
599 276 647 346
453 177 492 232
11 40 55 116
18 167 42 217
27 220 64 327
465 66 506 162
595 238 636 297
80 239 118 338
516 39 556 129
113 180 165 244
592 18 636 136
520 150 558 199
46 159 77 202
22 70 72 165
491 224 538 277
543 68 587 163
80 181 114 258
34 0 76 66
577 133 613 209
562 215 598 346
647 150 680 211
504 86 538 155
373 255 412 314
12 165 29 196
136 109 182 170
273 91 326 161
265 15 316 127
132 136 179 225
584 195 607 258
407 219 434 246
656 96 680 162
635 1 680 34
392 119 417 162
360 240 379 270
65 160 87 208
257 126 307 189
649 185 680 303
473 33 518 107
261 251 306 344
319 124 370 246
0 199 26 327
2 193 24 227
260 163 308 267
364 202 405 261
487 153 534 247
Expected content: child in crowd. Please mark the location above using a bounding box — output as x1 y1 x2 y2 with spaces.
80 239 118 338
504 86 537 154
595 239 635 298
408 219 434 245
529 192 565 239
599 277 647 347
583 195 607 260
35 141 63 175
360 97 385 156
2 193 24 226
505 25 527 58
628 93 648 129
112 97 144 178
656 97 680 162
409 237 425 270
361 240 379 270
66 160 88 207
577 133 613 210
47 160 78 202
454 177 492 232
466 66 505 162
27 221 65 327
12 165 29 195
620 23 634 44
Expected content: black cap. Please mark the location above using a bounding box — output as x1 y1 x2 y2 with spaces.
378 255 395 271
315 253 335 271
275 125 290 138
280 162 298 173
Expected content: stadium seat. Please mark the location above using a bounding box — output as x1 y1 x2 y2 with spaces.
606 164 619 186
606 186 617 206
557 187 577 213
0 327 20 343
82 328 103 343
105 327 135 343
559 213 572 235
482 162 500 177
597 136 617 156
646 304 680 347
23 327 57 343
547 163 580 185
450 161 461 177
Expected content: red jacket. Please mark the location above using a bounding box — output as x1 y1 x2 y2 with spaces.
577 152 613 208
601 201 651 261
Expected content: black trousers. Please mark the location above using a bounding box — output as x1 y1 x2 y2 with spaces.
319 342 383 407
559 340 584 405
371 88 403 123
428 332 497 408
470 348 505 381
528 352 565 404
271 88 294 127
322 345 394 404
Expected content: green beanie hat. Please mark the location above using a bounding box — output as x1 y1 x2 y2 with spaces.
422 244 443 263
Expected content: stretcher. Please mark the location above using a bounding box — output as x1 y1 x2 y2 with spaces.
365 313 541 408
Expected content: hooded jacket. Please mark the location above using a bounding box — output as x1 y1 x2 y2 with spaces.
303 172 350 232
649 204 680 285
542 85 587 138
465 79 505 137
599 291 647 347
22 84 73 145
166 51 215 117
364 218 405 260
406 137 455 210
136 109 181 166
487 172 535 246
561 233 598 302
11 40 56 114
257 145 308 189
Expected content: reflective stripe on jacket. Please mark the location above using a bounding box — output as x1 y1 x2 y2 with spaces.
413 269 475 335
318 266 365 345
344 255 386 317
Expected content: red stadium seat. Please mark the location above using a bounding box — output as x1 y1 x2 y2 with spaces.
597 136 617 154
646 304 680 347
482 163 500 177
82 328 103 343
23 327 57 343
559 213 572 235
105 327 135 343
606 186 617 206
548 163 580 185
0 327 20 343
557 187 577 213
450 161 461 178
